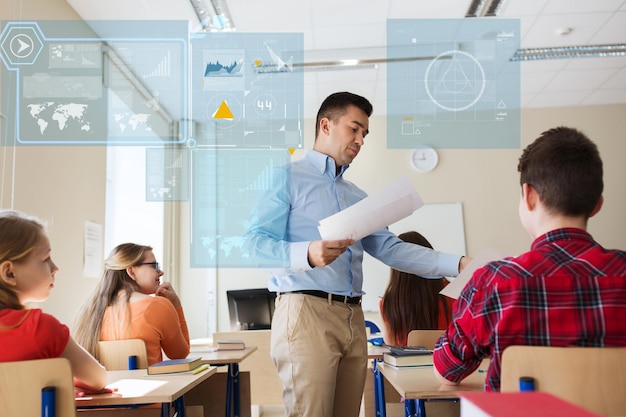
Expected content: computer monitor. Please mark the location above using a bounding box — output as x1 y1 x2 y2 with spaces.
226 288 277 331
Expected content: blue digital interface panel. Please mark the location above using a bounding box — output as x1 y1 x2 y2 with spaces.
190 32 303 149
387 19 520 149
0 20 188 145
190 148 290 268
146 147 190 202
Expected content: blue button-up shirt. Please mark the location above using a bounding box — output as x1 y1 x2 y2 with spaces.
246 149 461 296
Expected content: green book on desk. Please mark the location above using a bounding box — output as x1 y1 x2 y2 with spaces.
383 345 433 367
147 356 202 375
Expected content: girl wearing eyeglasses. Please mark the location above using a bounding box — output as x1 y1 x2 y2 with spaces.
74 242 190 365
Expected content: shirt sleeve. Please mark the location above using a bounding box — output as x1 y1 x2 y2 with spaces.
244 168 296 269
362 228 462 278
144 297 190 360
35 311 70 358
433 267 492 383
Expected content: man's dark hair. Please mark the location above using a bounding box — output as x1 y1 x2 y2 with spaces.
518 126 603 217
315 92 373 139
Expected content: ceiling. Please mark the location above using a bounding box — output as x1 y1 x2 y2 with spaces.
66 0 626 119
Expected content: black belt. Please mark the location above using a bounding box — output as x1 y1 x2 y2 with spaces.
282 290 362 305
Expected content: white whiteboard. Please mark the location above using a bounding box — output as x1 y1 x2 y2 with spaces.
361 202 466 312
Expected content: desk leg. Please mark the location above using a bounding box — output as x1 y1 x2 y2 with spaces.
225 365 232 417
174 396 186 417
225 363 241 417
161 402 170 417
373 359 386 417
403 399 425 417
232 363 240 417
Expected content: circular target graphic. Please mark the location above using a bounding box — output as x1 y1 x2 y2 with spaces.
424 50 486 112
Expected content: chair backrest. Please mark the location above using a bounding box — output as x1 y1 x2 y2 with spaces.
501 345 626 416
365 320 381 334
0 357 77 417
98 338 148 370
407 329 443 349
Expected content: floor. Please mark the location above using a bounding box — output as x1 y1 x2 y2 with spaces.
254 402 367 417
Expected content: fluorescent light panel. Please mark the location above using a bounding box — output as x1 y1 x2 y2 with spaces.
189 0 235 31
466 0 507 17
511 44 626 61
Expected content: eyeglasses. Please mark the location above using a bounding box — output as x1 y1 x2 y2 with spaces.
138 262 160 271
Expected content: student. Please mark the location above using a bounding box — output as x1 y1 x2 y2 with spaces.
246 91 469 417
433 126 626 391
0 210 108 395
74 243 190 365
379 231 453 346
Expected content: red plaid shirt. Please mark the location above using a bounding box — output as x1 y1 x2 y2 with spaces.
433 228 626 391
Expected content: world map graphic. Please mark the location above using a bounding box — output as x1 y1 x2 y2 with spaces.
113 112 153 133
26 102 91 134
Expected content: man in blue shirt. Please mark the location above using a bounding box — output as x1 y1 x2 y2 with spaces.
246 92 467 417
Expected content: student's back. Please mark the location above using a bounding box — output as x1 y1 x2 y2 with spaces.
433 126 626 392
0 308 69 360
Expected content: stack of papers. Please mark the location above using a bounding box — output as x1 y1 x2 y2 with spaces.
440 247 507 299
318 176 423 241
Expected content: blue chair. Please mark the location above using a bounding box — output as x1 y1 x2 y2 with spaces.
365 319 381 335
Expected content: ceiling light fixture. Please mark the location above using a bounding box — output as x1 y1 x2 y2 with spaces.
294 55 446 72
189 0 235 32
465 0 507 17
511 44 626 61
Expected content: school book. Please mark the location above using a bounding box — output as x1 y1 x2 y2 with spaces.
147 356 202 375
215 339 246 350
383 345 433 367
459 392 602 417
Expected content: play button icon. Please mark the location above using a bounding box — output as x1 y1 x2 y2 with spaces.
11 34 33 58
0 23 45 67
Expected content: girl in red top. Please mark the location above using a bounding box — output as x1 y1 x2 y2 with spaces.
379 231 453 346
0 210 108 395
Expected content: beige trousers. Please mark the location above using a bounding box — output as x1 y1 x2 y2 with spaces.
270 293 368 417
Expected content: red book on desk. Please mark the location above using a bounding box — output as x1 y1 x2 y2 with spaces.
459 392 602 417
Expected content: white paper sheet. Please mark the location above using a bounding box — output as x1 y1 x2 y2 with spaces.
317 176 424 241
83 220 103 278
440 247 507 299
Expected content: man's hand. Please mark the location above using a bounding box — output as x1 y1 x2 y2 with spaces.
458 255 472 273
307 239 354 267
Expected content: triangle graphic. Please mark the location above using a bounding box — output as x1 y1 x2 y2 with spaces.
213 100 235 119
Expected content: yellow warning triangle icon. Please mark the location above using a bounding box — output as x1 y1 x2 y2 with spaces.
213 100 234 120
288 148 295 155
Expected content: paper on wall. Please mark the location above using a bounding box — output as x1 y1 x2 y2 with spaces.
440 247 507 299
317 176 423 241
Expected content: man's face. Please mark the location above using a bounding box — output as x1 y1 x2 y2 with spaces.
314 104 369 168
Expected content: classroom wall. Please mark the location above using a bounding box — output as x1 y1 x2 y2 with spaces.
0 0 107 328
2 0 625 337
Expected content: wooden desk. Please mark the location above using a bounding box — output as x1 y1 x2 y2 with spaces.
377 361 487 417
368 345 389 360
76 366 216 417
195 347 258 417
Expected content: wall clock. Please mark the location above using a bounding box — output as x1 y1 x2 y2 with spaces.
410 145 439 172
